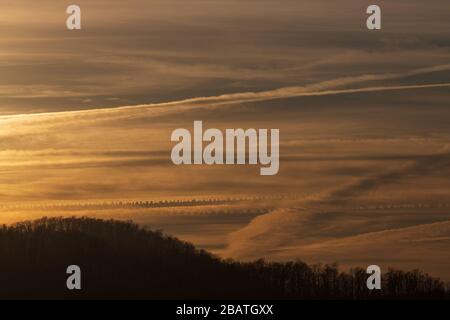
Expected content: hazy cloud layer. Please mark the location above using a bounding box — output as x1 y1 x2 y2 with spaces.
1 0 449 113
0 65 449 277
0 1 449 279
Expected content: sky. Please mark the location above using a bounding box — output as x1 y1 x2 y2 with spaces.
0 0 449 280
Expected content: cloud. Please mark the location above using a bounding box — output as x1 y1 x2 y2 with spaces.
223 150 450 275
1 0 449 113
0 1 449 278
1 63 449 123
273 221 450 280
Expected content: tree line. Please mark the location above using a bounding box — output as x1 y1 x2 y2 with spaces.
0 217 447 299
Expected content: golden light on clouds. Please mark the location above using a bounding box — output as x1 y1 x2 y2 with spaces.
0 0 449 280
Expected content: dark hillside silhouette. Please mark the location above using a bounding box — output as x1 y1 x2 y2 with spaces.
0 217 448 299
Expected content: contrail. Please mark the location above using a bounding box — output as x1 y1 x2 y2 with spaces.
210 83 450 106
0 63 449 120
2 82 448 121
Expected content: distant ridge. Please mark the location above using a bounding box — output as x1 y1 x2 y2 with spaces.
0 216 448 299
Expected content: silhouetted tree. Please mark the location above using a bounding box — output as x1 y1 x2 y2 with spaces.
0 217 447 300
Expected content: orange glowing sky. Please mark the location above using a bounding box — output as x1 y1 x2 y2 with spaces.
0 0 449 279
